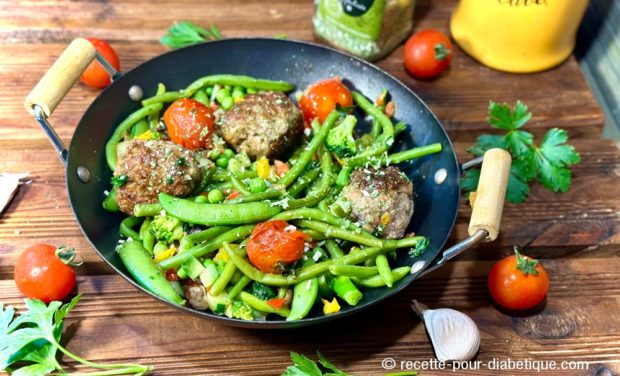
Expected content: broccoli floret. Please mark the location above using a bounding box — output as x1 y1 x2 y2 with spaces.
226 300 254 321
325 115 357 158
150 214 183 244
251 282 276 300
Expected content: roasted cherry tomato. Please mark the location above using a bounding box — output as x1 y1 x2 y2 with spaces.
14 244 78 303
488 247 550 310
246 220 311 273
299 78 352 124
163 98 216 150
79 37 121 89
403 30 452 79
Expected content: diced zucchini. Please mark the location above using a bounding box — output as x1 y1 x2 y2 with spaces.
199 259 219 288
181 255 206 280
206 291 228 315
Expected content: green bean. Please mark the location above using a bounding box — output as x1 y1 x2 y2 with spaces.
294 219 383 248
287 259 319 321
210 242 241 295
287 149 334 208
133 203 163 217
335 165 353 188
102 188 120 212
139 218 152 239
394 121 407 137
211 170 256 182
148 83 166 131
374 143 443 166
352 91 393 138
207 189 225 203
105 103 163 170
300 229 326 240
118 240 185 305
272 208 358 233
159 193 282 225
238 291 290 317
279 110 339 187
329 264 378 278
179 226 232 253
383 235 427 249
158 225 254 270
331 276 363 306
230 175 251 195
325 239 345 259
192 89 210 106
352 266 410 288
131 119 149 138
184 74 295 97
227 275 251 301
120 217 143 241
141 91 184 106
375 254 394 288
226 189 284 204
224 246 297 286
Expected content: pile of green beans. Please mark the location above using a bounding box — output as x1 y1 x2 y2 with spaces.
104 76 442 321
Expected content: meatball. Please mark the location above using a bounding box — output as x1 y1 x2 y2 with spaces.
114 140 203 214
184 280 209 310
217 91 303 159
341 166 414 239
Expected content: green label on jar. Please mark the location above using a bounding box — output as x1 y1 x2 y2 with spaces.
318 0 386 41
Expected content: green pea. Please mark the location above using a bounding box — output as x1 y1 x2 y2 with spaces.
248 178 268 193
221 97 234 110
215 87 231 104
216 155 230 169
223 149 235 158
194 195 208 203
208 148 221 161
246 87 258 94
206 86 214 96
208 189 225 203
232 87 245 99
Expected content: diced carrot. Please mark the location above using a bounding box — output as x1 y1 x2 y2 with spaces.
266 298 286 310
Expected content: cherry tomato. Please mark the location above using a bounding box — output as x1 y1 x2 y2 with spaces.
14 244 77 303
79 37 121 89
488 247 549 310
246 220 311 273
403 30 452 79
163 98 216 150
299 78 352 124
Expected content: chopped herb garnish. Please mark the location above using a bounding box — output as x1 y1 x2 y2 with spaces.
177 157 187 167
111 174 129 187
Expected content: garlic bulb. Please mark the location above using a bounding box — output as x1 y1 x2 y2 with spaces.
412 300 480 361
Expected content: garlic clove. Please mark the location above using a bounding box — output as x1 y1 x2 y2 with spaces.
412 300 481 362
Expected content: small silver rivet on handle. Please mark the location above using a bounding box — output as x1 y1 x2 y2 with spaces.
77 166 90 183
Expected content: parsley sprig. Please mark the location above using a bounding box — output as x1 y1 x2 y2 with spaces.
160 21 222 49
282 352 350 376
463 101 580 203
1 295 152 375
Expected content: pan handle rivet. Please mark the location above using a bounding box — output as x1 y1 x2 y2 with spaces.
128 85 144 102
411 260 426 275
434 168 447 185
77 166 90 183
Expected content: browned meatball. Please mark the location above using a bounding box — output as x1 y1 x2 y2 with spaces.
341 166 414 239
217 91 303 159
114 140 203 214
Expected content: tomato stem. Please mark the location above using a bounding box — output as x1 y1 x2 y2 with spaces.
434 42 450 61
55 246 84 267
514 246 539 276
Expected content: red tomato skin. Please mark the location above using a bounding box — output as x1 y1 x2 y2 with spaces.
14 244 75 303
403 30 452 79
299 78 353 124
488 255 549 310
163 98 216 150
79 37 121 89
246 220 310 273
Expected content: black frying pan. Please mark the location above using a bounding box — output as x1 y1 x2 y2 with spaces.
25 38 510 328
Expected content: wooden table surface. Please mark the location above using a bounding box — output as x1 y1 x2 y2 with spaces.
1 1 619 375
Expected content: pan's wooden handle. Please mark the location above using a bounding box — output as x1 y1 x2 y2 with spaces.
24 38 96 116
468 148 512 241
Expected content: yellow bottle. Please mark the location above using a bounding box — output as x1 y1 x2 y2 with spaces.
450 0 589 73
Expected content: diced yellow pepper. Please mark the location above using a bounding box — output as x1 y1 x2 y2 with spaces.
134 130 155 140
214 243 238 263
154 246 176 263
256 156 270 179
234 97 244 104
322 298 341 315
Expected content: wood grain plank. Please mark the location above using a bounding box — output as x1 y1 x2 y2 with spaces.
1 258 618 375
